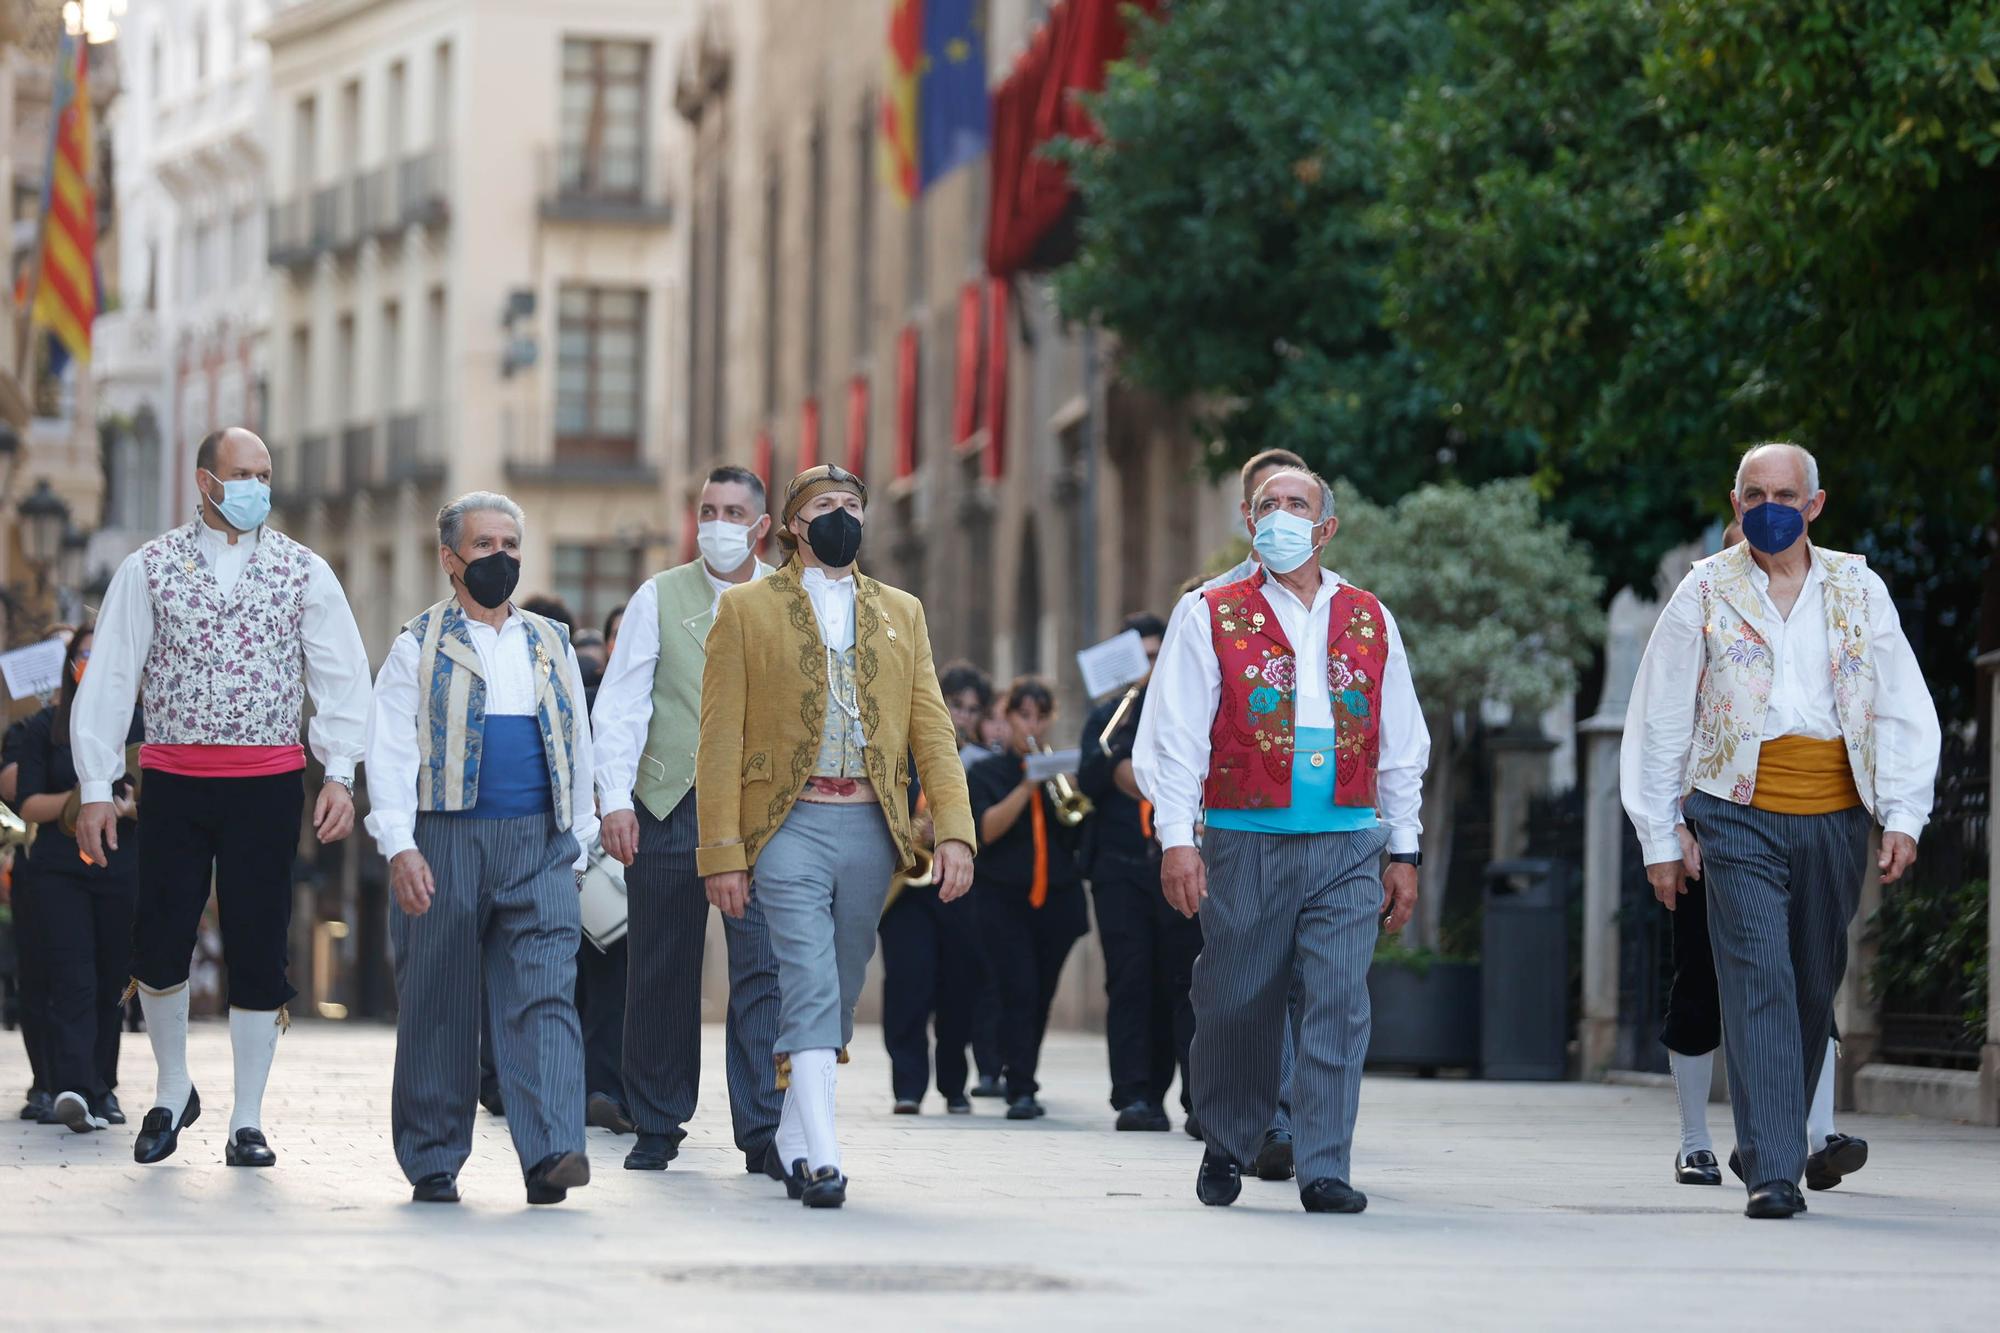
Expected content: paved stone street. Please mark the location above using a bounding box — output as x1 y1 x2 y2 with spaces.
4 1022 1998 1330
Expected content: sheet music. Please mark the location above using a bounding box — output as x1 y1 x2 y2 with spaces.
0 638 66 701
1025 748 1081 783
1076 629 1149 699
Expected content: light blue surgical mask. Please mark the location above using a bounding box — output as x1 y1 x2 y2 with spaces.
203 470 272 532
1252 510 1319 574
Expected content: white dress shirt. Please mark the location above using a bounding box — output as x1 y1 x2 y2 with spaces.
72 523 371 804
801 566 857 651
1134 565 1430 854
365 610 597 869
591 558 771 815
1620 551 1940 863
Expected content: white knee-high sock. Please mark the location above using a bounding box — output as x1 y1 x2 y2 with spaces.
1669 1049 1714 1161
776 1087 808 1169
1807 1037 1839 1146
791 1047 840 1172
138 983 192 1126
228 1008 283 1135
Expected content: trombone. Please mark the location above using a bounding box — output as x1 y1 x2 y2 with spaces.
1036 741 1094 828
1096 683 1144 756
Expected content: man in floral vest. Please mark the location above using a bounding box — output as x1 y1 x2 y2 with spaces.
365 492 598 1207
74 427 372 1169
1622 442 1939 1220
1134 467 1430 1215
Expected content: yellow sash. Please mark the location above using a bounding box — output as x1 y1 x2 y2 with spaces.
1749 735 1861 815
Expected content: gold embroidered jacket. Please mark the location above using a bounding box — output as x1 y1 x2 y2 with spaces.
694 558 975 877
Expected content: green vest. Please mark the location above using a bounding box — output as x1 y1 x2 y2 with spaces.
634 560 726 820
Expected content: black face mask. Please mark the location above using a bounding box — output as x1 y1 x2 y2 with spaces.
804 508 864 567
458 551 521 610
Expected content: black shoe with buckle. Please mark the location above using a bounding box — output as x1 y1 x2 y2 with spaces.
133 1086 200 1165
1805 1133 1868 1191
412 1172 460 1203
525 1150 591 1205
1676 1148 1722 1186
1745 1179 1806 1219
800 1164 848 1209
785 1157 810 1201
1196 1149 1242 1207
225 1127 277 1167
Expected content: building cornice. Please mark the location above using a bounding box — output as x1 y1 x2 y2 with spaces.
258 0 400 50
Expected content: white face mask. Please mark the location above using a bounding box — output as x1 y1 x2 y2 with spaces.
697 519 755 573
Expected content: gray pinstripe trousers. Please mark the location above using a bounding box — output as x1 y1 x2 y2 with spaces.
391 812 586 1184
1190 824 1390 1187
620 794 783 1154
1683 790 1870 1190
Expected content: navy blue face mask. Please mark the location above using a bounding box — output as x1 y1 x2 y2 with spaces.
1740 501 1806 555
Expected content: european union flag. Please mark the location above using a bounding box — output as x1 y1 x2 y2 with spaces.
917 0 989 192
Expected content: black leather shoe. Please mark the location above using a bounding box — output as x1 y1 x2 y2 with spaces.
133 1086 200 1165
1183 1113 1204 1141
945 1095 972 1115
785 1157 809 1201
1676 1148 1722 1186
1115 1101 1171 1132
95 1092 126 1125
225 1128 277 1167
1745 1179 1807 1218
1254 1129 1296 1181
525 1150 590 1205
1727 1147 1744 1183
758 1143 788 1184
1300 1177 1368 1214
53 1091 98 1134
1196 1150 1242 1207
800 1165 847 1209
970 1075 1004 1099
586 1092 636 1136
478 1080 505 1117
19 1089 51 1121
1005 1096 1043 1120
412 1173 460 1203
623 1132 678 1171
893 1098 921 1115
1805 1133 1868 1191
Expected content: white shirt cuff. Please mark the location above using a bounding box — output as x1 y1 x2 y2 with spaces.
1157 820 1196 851
324 758 357 784
1387 826 1420 856
375 825 417 862
598 790 635 817
1881 811 1926 842
81 780 114 805
1642 833 1684 866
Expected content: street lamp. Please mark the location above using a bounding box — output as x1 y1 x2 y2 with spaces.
58 525 89 593
17 480 72 572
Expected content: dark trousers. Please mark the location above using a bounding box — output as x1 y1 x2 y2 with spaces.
35 872 135 1101
11 867 51 1093
974 879 1087 1101
1091 856 1201 1112
1683 792 1870 1189
877 882 981 1102
621 794 782 1155
575 934 629 1105
1661 873 1840 1058
133 770 304 1010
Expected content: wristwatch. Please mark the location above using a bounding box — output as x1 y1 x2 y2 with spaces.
326 774 354 793
1388 851 1422 867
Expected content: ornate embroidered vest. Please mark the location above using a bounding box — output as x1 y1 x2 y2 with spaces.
814 645 869 778
407 599 579 828
1685 543 1879 814
1203 572 1385 811
139 522 313 745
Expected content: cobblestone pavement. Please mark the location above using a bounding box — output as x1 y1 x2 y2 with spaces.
4 1022 1997 1330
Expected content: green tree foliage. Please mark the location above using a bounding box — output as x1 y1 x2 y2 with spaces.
1053 0 1477 502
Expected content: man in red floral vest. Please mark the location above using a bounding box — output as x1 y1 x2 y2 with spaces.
1134 467 1430 1215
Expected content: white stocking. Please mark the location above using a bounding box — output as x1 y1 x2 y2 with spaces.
228 1007 282 1135
790 1047 841 1172
1807 1037 1839 1147
1669 1049 1714 1162
138 983 192 1126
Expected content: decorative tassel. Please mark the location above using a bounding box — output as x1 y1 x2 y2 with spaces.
276 1006 291 1033
774 1052 791 1090
119 976 138 1004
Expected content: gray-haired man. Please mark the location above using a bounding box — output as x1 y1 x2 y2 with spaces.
365 492 598 1206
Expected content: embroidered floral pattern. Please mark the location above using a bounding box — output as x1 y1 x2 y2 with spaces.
140 522 311 744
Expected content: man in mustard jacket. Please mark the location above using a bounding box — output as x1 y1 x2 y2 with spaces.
697 464 974 1209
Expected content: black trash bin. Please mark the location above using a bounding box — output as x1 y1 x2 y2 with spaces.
1480 857 1572 1080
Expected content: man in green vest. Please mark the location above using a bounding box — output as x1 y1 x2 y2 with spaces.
593 466 781 1175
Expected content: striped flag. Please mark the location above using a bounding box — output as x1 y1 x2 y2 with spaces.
882 0 989 205
32 34 99 374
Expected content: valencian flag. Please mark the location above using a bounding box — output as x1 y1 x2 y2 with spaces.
32 33 100 375
884 0 990 203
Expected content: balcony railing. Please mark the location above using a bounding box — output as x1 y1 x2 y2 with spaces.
398 146 451 230
385 409 448 483
271 440 304 510
537 145 673 225
341 421 379 490
267 197 315 269
504 431 658 485
357 166 400 240
331 177 364 257
298 432 334 501
310 186 339 251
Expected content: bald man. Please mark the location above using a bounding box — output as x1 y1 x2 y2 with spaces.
1622 441 1939 1219
74 427 372 1169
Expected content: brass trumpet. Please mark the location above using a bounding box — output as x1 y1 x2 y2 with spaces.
1036 741 1094 828
0 800 33 853
1097 683 1144 756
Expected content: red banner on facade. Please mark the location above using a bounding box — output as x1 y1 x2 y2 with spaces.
846 374 871 477
984 277 1010 480
954 281 982 447
799 396 821 471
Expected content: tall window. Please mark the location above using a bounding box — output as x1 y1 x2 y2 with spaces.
379 301 402 413
559 38 649 198
853 92 875 353
555 286 646 464
386 60 407 163
761 157 781 415
554 544 646 627
294 96 318 191
432 40 454 147
805 113 826 394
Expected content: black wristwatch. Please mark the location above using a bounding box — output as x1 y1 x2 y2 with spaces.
1388 851 1422 867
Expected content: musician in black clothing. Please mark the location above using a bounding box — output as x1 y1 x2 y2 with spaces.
967 678 1088 1121
4 714 55 1123
1077 614 1199 1133
13 627 143 1132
